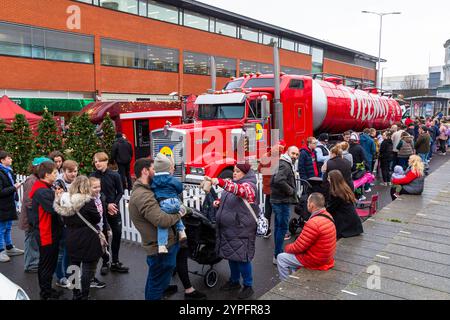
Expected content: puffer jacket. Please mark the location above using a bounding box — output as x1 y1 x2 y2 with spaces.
215 170 258 262
359 134 376 165
19 174 39 231
54 193 103 262
0 167 18 222
298 147 319 180
397 135 415 158
392 170 425 195
284 209 336 270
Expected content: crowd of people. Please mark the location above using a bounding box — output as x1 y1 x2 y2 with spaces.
0 115 448 301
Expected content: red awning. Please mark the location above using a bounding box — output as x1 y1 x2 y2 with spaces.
0 95 42 130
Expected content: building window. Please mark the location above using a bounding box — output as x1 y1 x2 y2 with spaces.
99 0 138 14
239 26 259 43
215 19 237 37
147 0 179 24
184 51 210 75
101 38 179 72
215 57 236 77
298 43 310 55
262 33 278 45
138 0 147 17
0 21 94 64
239 60 274 76
281 39 296 52
183 10 210 32
311 47 323 74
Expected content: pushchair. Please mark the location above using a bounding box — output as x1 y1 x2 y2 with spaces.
288 177 327 236
182 190 222 288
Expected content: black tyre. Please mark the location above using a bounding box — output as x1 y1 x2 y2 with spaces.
218 169 233 179
204 268 218 288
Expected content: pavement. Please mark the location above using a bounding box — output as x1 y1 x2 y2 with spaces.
260 153 450 300
1 153 449 300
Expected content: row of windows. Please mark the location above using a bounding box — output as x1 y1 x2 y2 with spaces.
0 21 94 63
75 0 315 56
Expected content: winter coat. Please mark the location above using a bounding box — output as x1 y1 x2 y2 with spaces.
298 147 319 180
19 174 39 231
150 173 183 200
392 130 405 152
270 156 298 204
322 156 354 191
359 134 376 165
128 180 181 256
215 170 258 262
397 136 415 159
284 209 336 270
379 139 394 163
315 142 330 173
201 188 218 223
342 151 353 168
111 137 133 164
326 195 363 239
54 193 104 262
29 180 63 246
415 133 431 154
349 142 368 171
392 170 425 195
439 125 448 141
0 167 18 222
90 169 123 207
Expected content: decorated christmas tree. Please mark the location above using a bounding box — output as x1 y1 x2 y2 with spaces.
0 118 8 151
100 113 116 162
65 113 101 175
36 107 63 157
6 114 35 174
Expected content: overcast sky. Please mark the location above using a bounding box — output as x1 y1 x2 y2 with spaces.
206 0 449 77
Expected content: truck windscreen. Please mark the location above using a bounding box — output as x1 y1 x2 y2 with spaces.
198 104 245 120
223 79 244 90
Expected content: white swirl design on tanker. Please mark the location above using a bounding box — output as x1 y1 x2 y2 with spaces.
341 87 394 122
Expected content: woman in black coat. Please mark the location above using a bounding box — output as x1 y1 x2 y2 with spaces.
379 131 394 185
326 170 363 239
54 176 103 300
322 146 354 191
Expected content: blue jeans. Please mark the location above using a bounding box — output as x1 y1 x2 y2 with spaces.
272 203 291 258
55 229 69 280
228 260 253 287
418 153 429 165
145 243 179 300
0 220 13 250
158 198 185 246
398 157 409 171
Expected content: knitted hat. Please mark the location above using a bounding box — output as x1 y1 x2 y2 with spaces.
236 162 251 174
154 153 173 173
318 133 329 142
115 132 123 139
32 157 52 166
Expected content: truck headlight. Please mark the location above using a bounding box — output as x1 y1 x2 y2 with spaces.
190 167 205 175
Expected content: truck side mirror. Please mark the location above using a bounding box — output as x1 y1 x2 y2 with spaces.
261 95 270 119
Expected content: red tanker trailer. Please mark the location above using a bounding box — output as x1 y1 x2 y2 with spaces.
151 73 402 183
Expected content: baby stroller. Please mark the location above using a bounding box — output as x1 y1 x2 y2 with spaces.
182 190 222 288
289 177 327 236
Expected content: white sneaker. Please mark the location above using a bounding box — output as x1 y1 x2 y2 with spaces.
158 246 168 254
359 195 367 201
55 277 71 289
178 230 187 241
365 188 372 193
6 246 24 256
273 257 277 265
0 250 11 263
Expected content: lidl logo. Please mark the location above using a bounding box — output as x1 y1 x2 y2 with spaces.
159 146 174 157
255 123 264 141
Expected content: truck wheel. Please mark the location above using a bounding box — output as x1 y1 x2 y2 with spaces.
218 169 233 179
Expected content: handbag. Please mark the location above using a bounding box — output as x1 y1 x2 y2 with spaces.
242 199 269 237
76 211 109 256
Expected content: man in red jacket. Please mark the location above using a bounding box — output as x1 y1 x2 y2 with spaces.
276 193 336 280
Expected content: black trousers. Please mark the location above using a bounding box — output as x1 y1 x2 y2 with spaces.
391 152 398 171
176 246 191 290
104 214 122 264
264 195 273 228
118 163 133 191
380 160 391 183
38 241 60 297
71 258 99 300
439 139 447 153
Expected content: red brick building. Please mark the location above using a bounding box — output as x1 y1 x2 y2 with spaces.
0 0 379 112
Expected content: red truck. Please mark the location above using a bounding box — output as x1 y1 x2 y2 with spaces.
151 73 402 183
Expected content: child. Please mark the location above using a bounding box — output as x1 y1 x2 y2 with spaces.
391 165 405 194
151 153 187 254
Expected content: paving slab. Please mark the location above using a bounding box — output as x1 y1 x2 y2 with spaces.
382 244 450 265
391 236 450 255
336 286 404 300
270 281 335 300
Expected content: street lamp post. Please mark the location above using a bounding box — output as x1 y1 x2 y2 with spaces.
362 11 401 89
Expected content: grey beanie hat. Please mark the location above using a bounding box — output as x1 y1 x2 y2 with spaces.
154 153 173 173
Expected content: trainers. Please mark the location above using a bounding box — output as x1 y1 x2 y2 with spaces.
6 246 24 256
365 188 372 193
55 277 71 289
359 195 367 201
110 262 129 273
158 245 168 254
90 277 106 289
284 234 291 241
25 268 38 273
238 286 254 299
100 263 109 276
379 182 388 187
220 281 241 291
185 290 207 300
273 257 277 265
0 250 10 263
263 228 272 239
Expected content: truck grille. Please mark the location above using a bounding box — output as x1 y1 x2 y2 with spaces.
152 137 184 179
